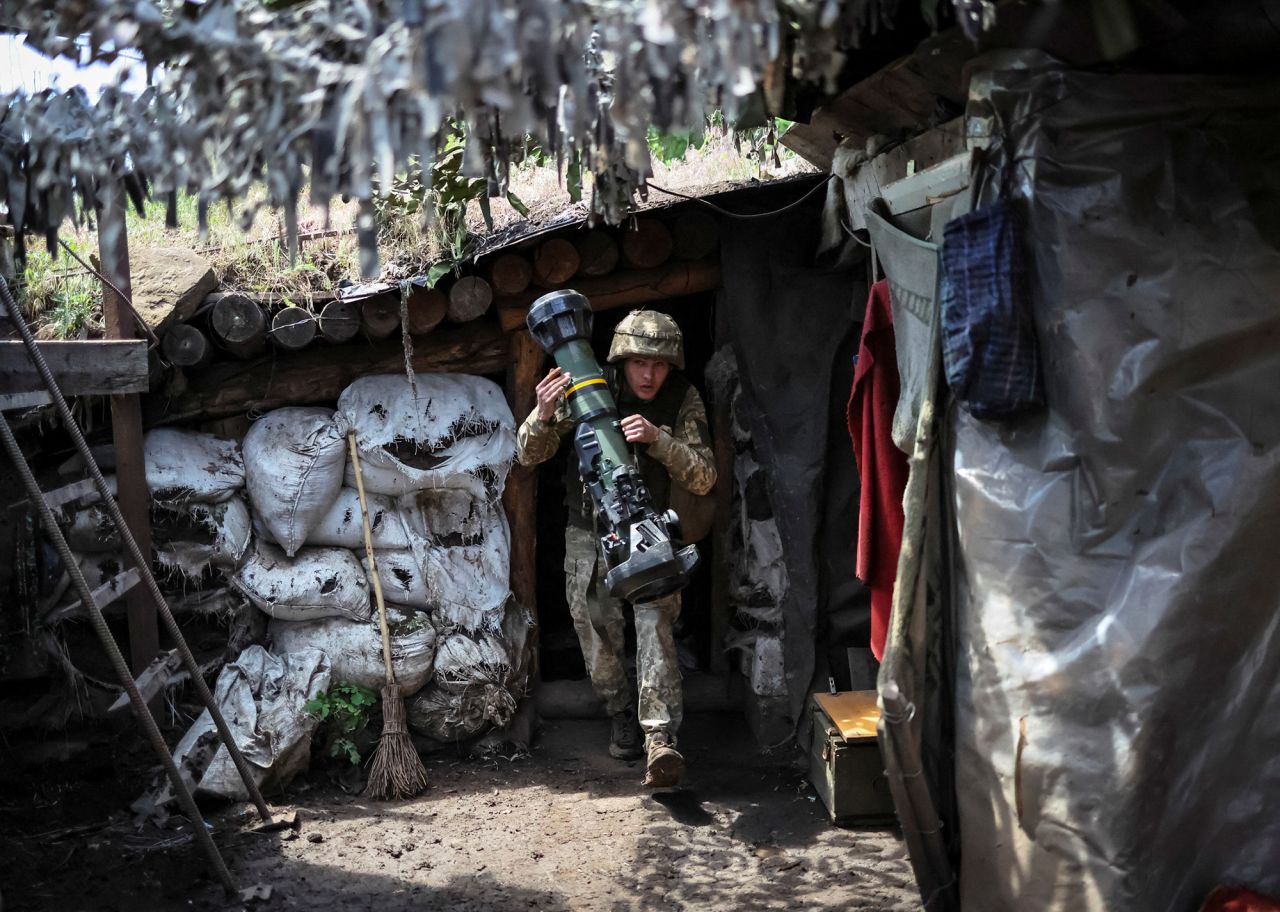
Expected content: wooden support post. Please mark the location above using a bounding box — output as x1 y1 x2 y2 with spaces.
708 377 735 674
270 306 317 351
447 276 494 322
532 238 580 286
404 282 448 336
502 330 544 677
98 181 159 674
574 230 620 277
319 299 361 343
487 253 534 297
621 218 673 269
161 324 212 369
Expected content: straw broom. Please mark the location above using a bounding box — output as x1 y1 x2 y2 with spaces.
347 433 429 800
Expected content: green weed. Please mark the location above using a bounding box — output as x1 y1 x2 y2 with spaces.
305 682 379 766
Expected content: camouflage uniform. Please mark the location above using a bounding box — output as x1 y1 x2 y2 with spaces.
517 367 715 747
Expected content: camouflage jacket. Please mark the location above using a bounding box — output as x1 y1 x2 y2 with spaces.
516 376 717 497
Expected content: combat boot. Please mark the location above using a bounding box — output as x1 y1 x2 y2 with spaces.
609 706 643 760
642 732 685 788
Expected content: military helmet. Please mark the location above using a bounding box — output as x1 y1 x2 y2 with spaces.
607 309 685 370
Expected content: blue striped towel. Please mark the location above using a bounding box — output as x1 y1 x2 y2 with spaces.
940 201 1045 419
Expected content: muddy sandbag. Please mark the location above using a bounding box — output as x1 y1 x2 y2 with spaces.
374 548 431 609
399 491 512 632
406 683 495 742
243 407 351 557
155 497 254 577
303 487 409 550
434 630 513 694
232 542 371 622
65 495 253 579
338 373 515 499
143 429 244 504
268 604 438 694
415 626 521 739
135 645 331 810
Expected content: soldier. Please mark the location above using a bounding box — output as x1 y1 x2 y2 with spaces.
516 309 716 787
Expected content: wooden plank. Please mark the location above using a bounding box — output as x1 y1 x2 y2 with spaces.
708 374 735 674
837 120 968 232
108 649 185 714
99 182 158 674
880 150 973 217
43 478 101 511
44 566 142 627
0 390 52 411
779 32 968 171
0 340 149 396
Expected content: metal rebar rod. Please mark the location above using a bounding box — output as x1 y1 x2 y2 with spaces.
0 273 273 823
0 413 237 898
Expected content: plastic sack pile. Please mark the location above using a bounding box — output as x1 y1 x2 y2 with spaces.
57 373 531 803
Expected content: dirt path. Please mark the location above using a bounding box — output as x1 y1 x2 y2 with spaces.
3 713 918 911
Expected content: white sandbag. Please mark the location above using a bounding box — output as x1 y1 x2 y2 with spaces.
154 497 254 577
268 605 438 694
338 373 515 499
65 496 253 580
416 626 520 739
399 491 512 632
406 684 495 742
374 548 431 609
304 487 409 550
434 630 512 694
243 407 351 557
143 429 244 504
232 542 371 622
138 645 331 806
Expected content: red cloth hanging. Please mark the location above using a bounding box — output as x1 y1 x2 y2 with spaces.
847 279 909 661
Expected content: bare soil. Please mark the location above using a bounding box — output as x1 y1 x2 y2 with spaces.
2 713 917 911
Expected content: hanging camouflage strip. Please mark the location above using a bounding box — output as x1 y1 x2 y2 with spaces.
0 0 964 272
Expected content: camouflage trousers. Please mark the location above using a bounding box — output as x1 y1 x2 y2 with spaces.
563 526 683 746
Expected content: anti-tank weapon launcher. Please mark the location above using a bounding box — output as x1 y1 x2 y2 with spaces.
526 289 698 602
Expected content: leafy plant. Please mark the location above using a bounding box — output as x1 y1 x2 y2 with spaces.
17 239 103 336
375 119 531 283
647 123 707 164
305 682 378 765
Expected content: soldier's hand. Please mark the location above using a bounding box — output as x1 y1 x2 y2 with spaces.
621 414 660 444
536 368 572 421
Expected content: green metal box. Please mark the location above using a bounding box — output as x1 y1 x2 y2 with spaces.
808 691 896 826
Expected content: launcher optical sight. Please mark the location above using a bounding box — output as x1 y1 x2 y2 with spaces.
526 289 698 602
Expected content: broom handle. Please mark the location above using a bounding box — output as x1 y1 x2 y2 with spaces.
347 433 396 686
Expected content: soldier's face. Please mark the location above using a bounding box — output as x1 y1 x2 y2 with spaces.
623 357 670 401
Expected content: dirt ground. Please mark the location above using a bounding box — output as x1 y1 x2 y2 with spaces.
1 712 918 911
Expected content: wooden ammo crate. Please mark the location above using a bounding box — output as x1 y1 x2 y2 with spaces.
808 690 896 826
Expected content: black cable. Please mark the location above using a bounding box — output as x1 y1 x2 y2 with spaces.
644 174 834 220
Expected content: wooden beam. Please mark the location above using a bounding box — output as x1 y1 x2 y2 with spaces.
497 258 721 333
0 340 148 396
709 378 735 675
502 330 544 680
44 567 142 627
0 390 52 411
99 182 158 675
836 124 970 232
149 320 509 425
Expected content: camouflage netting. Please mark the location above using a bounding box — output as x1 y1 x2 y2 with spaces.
0 0 966 271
